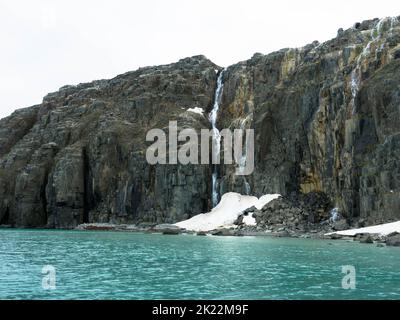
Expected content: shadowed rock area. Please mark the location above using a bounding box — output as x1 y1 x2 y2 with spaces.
1 16 400 229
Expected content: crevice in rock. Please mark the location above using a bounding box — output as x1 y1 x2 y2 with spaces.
82 147 90 223
130 181 141 218
40 174 49 226
0 206 9 225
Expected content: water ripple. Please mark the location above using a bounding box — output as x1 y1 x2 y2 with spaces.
0 230 399 299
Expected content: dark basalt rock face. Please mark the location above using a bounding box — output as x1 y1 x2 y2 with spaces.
0 56 220 228
218 16 400 226
1 17 400 229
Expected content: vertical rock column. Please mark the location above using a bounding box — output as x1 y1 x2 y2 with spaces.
46 145 86 228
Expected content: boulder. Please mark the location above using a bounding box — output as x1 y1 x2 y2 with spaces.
332 219 349 231
76 223 118 231
211 229 235 236
233 215 244 226
153 224 182 234
386 232 400 247
243 206 258 214
359 234 374 244
329 233 345 240
162 229 181 235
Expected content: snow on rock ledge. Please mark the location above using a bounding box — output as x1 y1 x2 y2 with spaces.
175 192 281 232
187 107 204 115
326 221 400 237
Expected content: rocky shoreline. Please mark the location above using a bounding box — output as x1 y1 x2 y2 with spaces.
2 188 399 247
73 221 400 248
3 220 398 247
71 191 400 247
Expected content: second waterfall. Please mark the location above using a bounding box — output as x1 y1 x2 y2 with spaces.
209 70 225 208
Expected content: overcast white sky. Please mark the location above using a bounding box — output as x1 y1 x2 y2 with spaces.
0 0 399 119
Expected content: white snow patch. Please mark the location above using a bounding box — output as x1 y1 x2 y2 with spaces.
326 221 400 237
187 107 204 115
256 194 281 210
242 213 256 226
175 192 281 232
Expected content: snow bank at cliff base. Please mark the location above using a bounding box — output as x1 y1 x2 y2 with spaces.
326 221 400 237
175 192 281 232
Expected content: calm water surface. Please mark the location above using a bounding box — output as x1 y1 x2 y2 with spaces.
0 229 399 300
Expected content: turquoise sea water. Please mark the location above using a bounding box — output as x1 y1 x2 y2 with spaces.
0 229 399 300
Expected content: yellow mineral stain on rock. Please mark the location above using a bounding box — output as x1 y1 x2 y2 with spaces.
281 49 298 80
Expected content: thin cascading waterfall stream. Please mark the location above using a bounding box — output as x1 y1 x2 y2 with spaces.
390 16 398 37
237 116 251 195
329 207 340 223
350 17 398 114
209 70 225 208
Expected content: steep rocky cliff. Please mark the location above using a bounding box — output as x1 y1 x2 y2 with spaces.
1 16 399 228
0 56 220 227
218 16 400 225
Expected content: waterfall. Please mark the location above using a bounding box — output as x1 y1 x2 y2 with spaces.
209 70 225 207
329 208 340 223
237 116 251 195
390 16 398 36
350 17 398 114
